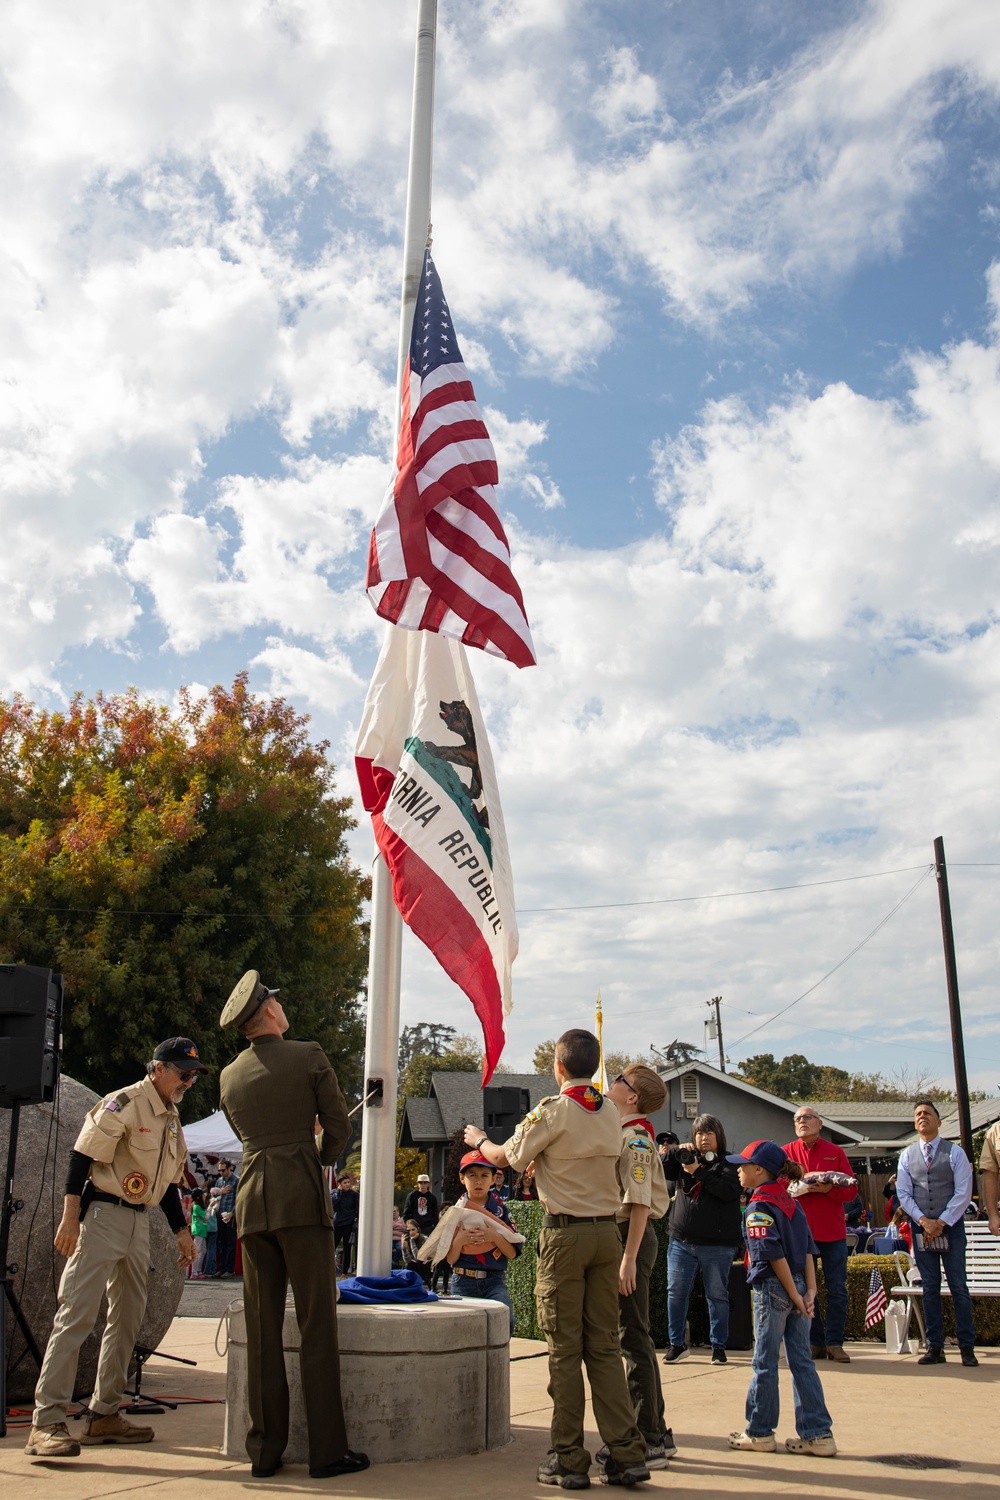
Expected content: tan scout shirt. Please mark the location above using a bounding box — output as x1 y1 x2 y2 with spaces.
980 1121 1000 1177
74 1074 187 1206
504 1079 622 1217
616 1118 669 1224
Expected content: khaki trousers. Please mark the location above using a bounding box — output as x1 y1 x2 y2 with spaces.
617 1221 666 1443
34 1200 150 1426
240 1225 348 1472
535 1221 645 1473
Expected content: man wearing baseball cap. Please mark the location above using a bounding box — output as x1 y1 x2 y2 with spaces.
402 1172 440 1238
26 1039 206 1460
725 1141 836 1459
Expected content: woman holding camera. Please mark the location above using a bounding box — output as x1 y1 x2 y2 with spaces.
662 1114 742 1365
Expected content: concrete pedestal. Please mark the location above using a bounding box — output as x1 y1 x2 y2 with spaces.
224 1296 511 1464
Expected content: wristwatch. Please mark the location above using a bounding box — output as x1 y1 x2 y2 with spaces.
476 1135 489 1150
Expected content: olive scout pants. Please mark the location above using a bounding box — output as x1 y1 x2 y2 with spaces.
535 1217 646 1473
240 1224 348 1473
34 1198 150 1427
618 1220 666 1444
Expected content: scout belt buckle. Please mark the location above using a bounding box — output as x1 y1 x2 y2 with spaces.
455 1266 489 1279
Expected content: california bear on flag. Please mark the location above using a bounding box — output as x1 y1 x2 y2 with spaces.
355 628 517 1084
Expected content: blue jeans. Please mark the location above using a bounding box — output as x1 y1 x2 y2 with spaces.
450 1269 515 1334
809 1238 849 1348
667 1239 735 1350
204 1230 217 1276
747 1275 833 1440
912 1219 975 1349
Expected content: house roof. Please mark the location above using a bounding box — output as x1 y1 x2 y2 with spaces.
398 1071 558 1150
655 1061 865 1143
803 1101 916 1120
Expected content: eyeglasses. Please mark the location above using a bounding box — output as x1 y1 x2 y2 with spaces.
611 1073 635 1092
794 1115 819 1124
167 1065 198 1083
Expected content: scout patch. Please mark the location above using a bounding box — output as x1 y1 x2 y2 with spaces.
104 1100 120 1112
122 1171 148 1199
524 1105 543 1126
747 1226 769 1238
167 1119 178 1141
631 1164 646 1183
745 1210 774 1228
627 1138 652 1155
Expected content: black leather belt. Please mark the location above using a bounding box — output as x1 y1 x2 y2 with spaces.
91 1190 146 1213
543 1213 616 1227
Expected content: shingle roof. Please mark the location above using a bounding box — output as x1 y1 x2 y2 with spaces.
654 1062 865 1142
398 1096 446 1147
398 1071 558 1149
803 1101 916 1119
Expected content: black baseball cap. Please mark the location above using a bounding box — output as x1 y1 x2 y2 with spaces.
153 1037 211 1072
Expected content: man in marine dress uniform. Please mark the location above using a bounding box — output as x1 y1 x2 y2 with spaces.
465 1028 649 1489
25 1039 202 1460
218 970 369 1481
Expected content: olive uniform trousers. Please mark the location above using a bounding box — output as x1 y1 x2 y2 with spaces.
535 1218 646 1473
241 1224 347 1473
617 1221 666 1444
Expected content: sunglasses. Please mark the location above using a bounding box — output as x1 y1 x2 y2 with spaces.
167 1064 199 1083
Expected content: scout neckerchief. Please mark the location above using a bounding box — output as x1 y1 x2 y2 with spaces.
458 1188 509 1265
622 1115 655 1138
751 1179 795 1219
561 1083 603 1111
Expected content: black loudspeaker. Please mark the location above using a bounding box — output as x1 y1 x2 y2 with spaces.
482 1085 530 1145
0 964 63 1107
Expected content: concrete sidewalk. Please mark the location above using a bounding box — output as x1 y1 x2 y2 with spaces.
3 1326 997 1497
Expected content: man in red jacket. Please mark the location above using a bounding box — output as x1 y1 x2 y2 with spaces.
783 1108 856 1364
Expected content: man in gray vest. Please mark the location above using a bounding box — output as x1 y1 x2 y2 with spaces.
895 1099 976 1367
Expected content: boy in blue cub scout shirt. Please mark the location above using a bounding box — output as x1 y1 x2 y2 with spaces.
726 1141 837 1459
446 1150 520 1333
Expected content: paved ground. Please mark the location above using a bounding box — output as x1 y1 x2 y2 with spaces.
3 1322 997 1497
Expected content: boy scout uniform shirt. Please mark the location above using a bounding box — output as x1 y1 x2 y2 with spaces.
744 1185 817 1286
74 1074 187 1205
615 1119 669 1223
504 1079 622 1217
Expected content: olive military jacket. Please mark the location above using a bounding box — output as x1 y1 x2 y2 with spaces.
220 1036 350 1236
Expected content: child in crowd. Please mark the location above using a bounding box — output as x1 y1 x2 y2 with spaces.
726 1141 836 1458
190 1190 208 1278
446 1151 520 1332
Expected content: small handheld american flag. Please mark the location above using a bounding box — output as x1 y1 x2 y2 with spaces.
366 249 536 669
864 1265 887 1330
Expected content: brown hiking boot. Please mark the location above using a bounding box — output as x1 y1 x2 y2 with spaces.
80 1411 155 1444
24 1422 81 1458
826 1345 851 1363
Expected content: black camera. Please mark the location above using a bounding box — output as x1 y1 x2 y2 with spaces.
676 1147 697 1165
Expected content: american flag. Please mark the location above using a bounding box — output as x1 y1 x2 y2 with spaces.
864 1265 887 1329
366 249 536 669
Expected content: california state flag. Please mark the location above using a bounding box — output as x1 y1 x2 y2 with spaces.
355 627 517 1083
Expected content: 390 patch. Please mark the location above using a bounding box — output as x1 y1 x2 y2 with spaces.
122 1172 148 1199
631 1164 646 1183
747 1226 769 1238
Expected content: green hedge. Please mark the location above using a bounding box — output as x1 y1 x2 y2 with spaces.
506 1211 1000 1346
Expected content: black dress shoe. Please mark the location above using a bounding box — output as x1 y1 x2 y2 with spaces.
917 1346 946 1365
309 1451 371 1479
251 1459 283 1477
960 1346 979 1367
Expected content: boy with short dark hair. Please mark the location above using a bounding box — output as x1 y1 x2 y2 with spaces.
726 1141 836 1458
465 1028 649 1489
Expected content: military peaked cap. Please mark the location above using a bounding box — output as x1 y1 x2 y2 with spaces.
220 970 280 1030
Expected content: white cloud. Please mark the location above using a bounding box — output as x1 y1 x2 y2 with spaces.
592 48 662 134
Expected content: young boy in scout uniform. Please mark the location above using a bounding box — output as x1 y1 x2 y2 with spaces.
219 970 369 1481
606 1064 673 1469
465 1028 649 1488
25 1038 203 1460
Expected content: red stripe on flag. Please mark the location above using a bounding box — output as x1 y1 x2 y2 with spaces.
374 816 505 1084
354 757 397 816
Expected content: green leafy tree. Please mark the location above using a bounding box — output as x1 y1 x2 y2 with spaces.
401 1032 484 1100
0 677 369 1107
398 1022 457 1077
533 1039 556 1075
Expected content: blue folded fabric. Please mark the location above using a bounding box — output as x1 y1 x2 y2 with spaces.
337 1269 438 1304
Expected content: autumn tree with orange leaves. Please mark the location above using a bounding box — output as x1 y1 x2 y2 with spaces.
0 676 369 1106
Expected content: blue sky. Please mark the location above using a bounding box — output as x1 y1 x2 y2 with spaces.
3 0 999 1092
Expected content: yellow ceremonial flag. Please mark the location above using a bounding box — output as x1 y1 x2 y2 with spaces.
594 988 609 1093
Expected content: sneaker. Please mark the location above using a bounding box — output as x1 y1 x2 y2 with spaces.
960 1347 979 1367
917 1346 946 1365
711 1346 728 1365
728 1430 777 1452
80 1411 154 1444
600 1457 651 1486
661 1344 688 1363
538 1453 591 1489
826 1345 851 1363
785 1434 838 1457
24 1423 81 1459
642 1441 671 1470
658 1430 678 1460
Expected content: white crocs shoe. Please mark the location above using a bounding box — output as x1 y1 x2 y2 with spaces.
785 1434 837 1457
728 1430 776 1452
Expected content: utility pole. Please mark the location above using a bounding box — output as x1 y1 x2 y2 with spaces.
933 836 974 1162
706 995 726 1073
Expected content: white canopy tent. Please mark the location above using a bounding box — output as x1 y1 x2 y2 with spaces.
183 1109 243 1159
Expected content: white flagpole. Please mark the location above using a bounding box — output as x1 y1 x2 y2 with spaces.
356 0 438 1278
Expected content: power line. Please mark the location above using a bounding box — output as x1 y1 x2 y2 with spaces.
515 863 933 915
727 867 935 1050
